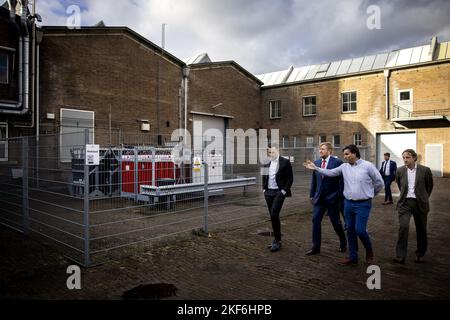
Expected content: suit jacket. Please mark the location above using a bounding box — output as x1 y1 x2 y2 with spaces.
380 160 397 179
309 156 344 205
262 156 293 197
395 164 433 213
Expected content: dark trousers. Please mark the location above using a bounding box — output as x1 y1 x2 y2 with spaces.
312 200 347 250
383 176 394 202
264 189 286 241
396 198 428 259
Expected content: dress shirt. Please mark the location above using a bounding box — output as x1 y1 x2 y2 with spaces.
406 164 417 198
383 160 390 176
268 156 279 190
316 159 384 201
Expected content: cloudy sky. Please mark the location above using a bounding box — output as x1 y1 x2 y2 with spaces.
35 0 450 75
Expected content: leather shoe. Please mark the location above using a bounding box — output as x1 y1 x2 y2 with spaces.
392 257 405 264
305 249 320 256
270 241 282 252
339 258 357 266
338 246 347 253
414 256 425 263
366 251 374 264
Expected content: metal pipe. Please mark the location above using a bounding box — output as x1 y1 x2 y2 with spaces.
384 69 390 120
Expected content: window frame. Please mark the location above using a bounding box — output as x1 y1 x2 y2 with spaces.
269 100 281 119
332 135 341 147
282 136 289 149
353 133 362 146
398 89 413 105
0 52 9 84
306 136 314 148
302 95 317 117
341 91 357 113
0 122 8 161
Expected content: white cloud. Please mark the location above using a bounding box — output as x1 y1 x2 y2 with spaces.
36 0 450 74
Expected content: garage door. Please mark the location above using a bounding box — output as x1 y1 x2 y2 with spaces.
376 132 416 168
192 114 225 156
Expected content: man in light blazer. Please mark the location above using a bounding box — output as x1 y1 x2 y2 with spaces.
306 142 347 255
393 149 433 264
262 144 293 252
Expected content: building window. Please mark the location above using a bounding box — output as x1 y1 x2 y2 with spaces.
293 136 300 148
269 100 281 119
319 135 327 144
398 89 413 105
341 91 357 113
353 133 362 146
306 136 314 148
302 96 316 116
60 108 95 162
282 136 289 149
0 53 8 84
333 135 340 147
0 123 8 161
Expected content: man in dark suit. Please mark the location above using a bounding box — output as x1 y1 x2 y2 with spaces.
393 149 433 264
379 152 397 205
306 142 347 255
262 144 293 252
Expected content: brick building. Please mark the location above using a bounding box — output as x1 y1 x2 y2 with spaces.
1 3 449 176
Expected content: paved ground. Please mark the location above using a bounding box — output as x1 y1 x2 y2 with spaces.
1 175 450 300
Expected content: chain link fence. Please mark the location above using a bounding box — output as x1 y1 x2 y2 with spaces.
0 129 370 266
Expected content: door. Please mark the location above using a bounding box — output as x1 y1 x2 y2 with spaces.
377 132 416 168
425 144 443 177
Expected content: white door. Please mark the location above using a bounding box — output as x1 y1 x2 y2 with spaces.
377 132 416 168
425 144 443 177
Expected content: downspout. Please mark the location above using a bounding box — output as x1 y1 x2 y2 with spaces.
0 0 30 115
384 69 390 120
183 66 189 144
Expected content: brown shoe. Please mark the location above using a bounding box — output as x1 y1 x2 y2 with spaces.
339 258 357 266
366 251 374 264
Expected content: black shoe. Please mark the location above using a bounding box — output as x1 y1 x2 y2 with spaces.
338 246 347 253
392 257 405 264
305 249 320 256
270 241 282 252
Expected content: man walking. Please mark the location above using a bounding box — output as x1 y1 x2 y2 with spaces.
303 145 384 265
393 149 433 264
306 142 347 256
262 144 293 252
380 152 397 205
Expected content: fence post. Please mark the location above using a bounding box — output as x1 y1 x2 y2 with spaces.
22 136 29 234
134 147 138 201
203 162 208 233
83 129 90 267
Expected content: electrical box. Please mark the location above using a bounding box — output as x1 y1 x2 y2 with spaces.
140 122 150 131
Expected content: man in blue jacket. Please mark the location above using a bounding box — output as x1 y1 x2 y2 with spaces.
379 152 397 205
306 142 347 255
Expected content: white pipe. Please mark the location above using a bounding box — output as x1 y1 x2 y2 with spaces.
384 69 390 120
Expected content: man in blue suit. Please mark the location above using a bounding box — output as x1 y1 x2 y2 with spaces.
380 152 397 205
306 142 347 255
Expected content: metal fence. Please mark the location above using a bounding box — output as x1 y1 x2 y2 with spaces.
0 129 370 266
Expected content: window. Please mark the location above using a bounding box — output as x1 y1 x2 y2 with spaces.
306 136 314 148
302 96 316 116
353 133 362 146
60 108 94 162
319 135 327 144
398 89 413 104
269 100 281 119
293 136 300 148
0 53 8 84
333 135 340 147
282 136 289 148
0 123 7 161
341 91 357 113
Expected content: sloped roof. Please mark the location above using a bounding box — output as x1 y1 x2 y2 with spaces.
183 53 212 65
256 39 450 87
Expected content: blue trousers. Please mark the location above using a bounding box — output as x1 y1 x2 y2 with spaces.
344 199 373 262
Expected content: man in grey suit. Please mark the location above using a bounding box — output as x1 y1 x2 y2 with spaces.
393 149 433 264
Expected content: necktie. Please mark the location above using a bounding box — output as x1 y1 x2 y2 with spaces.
321 159 326 178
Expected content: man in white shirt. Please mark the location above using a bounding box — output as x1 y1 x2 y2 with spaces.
262 145 293 252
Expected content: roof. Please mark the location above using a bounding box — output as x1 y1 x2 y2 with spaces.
256 38 450 87
40 26 186 67
189 61 263 85
183 53 212 65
